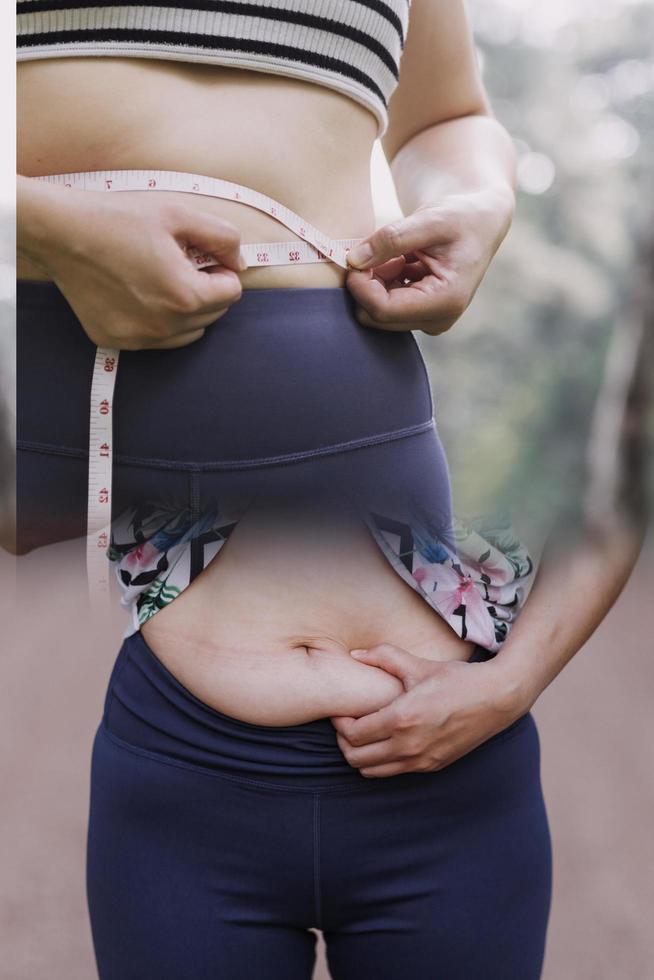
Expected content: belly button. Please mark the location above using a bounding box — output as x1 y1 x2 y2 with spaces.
289 641 316 659
303 645 353 666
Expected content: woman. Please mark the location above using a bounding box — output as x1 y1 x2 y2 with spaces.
15 2 643 978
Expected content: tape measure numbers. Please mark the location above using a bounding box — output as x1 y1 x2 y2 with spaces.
31 169 364 610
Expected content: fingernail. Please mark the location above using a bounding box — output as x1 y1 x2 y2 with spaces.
237 249 249 270
350 648 368 658
347 243 374 269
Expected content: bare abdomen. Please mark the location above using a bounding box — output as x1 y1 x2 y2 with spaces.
16 56 377 287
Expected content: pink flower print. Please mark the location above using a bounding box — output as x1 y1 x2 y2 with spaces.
412 559 496 646
125 539 159 568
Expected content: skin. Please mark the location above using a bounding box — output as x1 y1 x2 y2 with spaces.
16 1 643 764
17 175 249 350
333 524 645 776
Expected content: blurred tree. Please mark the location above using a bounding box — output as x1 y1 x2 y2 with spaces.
0 290 15 551
417 0 654 555
583 228 653 537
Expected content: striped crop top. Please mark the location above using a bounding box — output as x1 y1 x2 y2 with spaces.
16 0 412 136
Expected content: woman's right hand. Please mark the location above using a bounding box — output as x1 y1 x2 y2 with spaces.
17 177 248 350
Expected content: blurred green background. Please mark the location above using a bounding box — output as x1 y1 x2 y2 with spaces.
372 0 654 558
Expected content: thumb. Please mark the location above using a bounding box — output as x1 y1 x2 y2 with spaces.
346 208 450 270
168 205 248 273
350 643 424 686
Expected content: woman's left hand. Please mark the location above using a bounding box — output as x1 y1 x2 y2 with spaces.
345 188 514 335
329 642 531 778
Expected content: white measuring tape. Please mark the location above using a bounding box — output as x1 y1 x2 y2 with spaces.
31 169 364 610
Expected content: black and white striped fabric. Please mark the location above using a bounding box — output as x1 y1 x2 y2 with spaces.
16 0 412 135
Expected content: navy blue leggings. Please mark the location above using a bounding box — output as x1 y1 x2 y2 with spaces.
87 630 552 979
17 280 454 553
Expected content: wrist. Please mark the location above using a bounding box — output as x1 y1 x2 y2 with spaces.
487 648 541 719
416 184 515 243
477 184 516 242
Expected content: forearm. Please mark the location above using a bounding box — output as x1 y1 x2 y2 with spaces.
17 174 81 273
389 112 517 243
493 521 647 711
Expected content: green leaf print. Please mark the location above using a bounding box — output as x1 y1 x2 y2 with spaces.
137 579 182 626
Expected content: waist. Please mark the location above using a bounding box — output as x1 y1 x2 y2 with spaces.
102 629 495 787
17 59 377 287
17 282 434 466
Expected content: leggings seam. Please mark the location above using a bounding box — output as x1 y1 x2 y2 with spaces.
16 418 436 471
103 648 132 731
313 795 323 929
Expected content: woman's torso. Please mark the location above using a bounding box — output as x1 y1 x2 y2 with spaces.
18 58 475 725
17 57 374 288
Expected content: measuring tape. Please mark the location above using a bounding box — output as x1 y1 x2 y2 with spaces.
31 169 364 610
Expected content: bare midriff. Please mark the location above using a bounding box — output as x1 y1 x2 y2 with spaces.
18 57 476 728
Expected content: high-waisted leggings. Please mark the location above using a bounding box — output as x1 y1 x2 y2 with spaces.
87 629 553 980
17 280 455 552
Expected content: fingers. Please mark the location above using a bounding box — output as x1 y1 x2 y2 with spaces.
357 761 416 778
166 203 248 274
149 327 208 350
334 730 408 770
119 238 244 348
345 205 472 334
346 259 468 335
349 642 422 682
332 698 404 746
163 269 243 320
157 233 244 318
187 265 244 314
162 205 246 316
346 210 453 270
